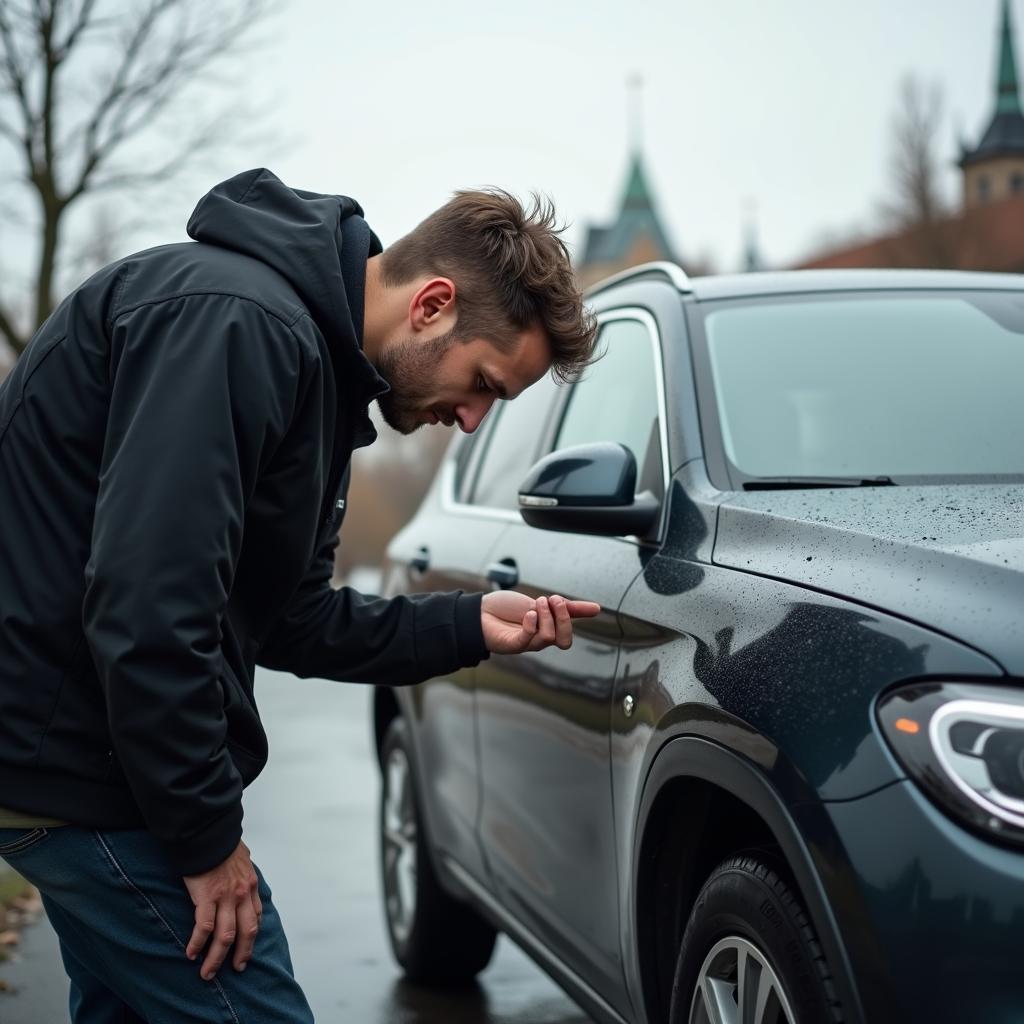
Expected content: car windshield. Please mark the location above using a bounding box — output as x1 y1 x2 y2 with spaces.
699 290 1024 483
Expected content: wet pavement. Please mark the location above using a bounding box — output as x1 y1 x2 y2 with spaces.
0 668 593 1023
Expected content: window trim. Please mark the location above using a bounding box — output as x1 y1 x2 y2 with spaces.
459 402 504 503
440 457 522 522
549 307 671 498
441 384 558 522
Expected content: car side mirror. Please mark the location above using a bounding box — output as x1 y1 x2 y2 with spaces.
518 442 660 537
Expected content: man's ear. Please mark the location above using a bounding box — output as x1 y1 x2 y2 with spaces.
409 278 456 333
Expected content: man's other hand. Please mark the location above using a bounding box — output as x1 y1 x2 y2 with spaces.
183 840 262 980
481 591 601 655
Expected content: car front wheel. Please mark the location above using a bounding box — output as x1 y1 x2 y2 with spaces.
379 716 497 985
669 856 841 1024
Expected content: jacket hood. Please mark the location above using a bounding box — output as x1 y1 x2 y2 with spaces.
186 168 383 364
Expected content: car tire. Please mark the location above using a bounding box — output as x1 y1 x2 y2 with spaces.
378 716 497 985
668 855 841 1024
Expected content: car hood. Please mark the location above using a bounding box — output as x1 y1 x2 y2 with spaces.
713 484 1024 674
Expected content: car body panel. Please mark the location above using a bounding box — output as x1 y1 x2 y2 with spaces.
820 779 1024 1024
713 484 1024 673
609 463 1004 1019
475 521 638 1013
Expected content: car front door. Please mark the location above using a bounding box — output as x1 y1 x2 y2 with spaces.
474 312 670 1012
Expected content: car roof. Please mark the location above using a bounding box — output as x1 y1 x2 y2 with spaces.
688 268 1024 301
585 262 1024 302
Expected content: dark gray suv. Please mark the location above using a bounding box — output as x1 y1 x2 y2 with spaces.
372 264 1024 1024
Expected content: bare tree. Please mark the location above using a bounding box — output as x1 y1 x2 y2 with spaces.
888 76 946 226
878 74 957 267
0 0 269 357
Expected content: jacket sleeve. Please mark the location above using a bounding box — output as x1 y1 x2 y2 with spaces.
256 531 490 685
82 294 304 877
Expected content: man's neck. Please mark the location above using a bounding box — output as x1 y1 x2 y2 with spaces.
363 254 398 364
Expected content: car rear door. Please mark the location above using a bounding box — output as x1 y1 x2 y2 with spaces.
474 311 670 1011
384 377 560 883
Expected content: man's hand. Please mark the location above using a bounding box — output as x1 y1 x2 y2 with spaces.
183 840 262 981
481 591 601 655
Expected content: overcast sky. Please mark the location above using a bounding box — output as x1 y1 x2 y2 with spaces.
238 0 1003 272
0 0 1012 296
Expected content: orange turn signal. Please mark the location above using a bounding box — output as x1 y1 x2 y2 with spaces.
894 717 920 735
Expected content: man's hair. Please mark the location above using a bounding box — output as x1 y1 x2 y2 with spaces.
380 189 598 382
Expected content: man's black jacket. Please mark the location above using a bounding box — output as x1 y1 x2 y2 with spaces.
0 168 488 875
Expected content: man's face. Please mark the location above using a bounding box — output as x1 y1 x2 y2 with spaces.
375 322 551 435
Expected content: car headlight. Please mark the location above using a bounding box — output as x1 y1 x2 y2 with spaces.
878 682 1024 846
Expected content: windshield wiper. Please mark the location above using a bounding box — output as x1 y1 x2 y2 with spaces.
742 476 895 491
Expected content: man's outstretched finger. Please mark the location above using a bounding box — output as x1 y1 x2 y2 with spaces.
551 595 573 649
565 599 601 618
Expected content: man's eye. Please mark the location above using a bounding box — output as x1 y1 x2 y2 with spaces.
478 376 490 393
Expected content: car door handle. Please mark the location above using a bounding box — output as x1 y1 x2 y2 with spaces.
486 559 519 589
410 547 430 573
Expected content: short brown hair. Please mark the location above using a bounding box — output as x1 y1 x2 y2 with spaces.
381 189 598 382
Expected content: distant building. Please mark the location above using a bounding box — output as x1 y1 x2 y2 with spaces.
741 202 764 273
577 150 678 288
960 0 1024 207
800 0 1024 272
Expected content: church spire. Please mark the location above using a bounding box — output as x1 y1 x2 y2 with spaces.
627 73 644 155
997 0 1022 115
623 75 654 211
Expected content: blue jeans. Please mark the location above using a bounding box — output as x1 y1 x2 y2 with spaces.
0 826 315 1023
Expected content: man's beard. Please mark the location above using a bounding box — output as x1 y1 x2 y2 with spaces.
374 328 457 434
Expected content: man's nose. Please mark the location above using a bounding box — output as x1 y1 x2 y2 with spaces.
455 395 496 433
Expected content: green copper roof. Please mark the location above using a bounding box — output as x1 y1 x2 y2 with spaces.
623 153 654 210
998 0 1022 115
581 151 675 267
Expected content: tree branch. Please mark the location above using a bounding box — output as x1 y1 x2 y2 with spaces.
65 0 269 200
89 112 230 193
71 0 190 197
39 2 58 189
0 2 38 171
0 116 24 149
54 0 100 61
0 0 274 348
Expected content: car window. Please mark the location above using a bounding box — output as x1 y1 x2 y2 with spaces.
554 317 661 486
469 373 559 509
700 292 1024 480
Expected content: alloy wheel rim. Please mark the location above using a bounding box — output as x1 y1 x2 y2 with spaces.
382 746 417 943
688 935 796 1024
